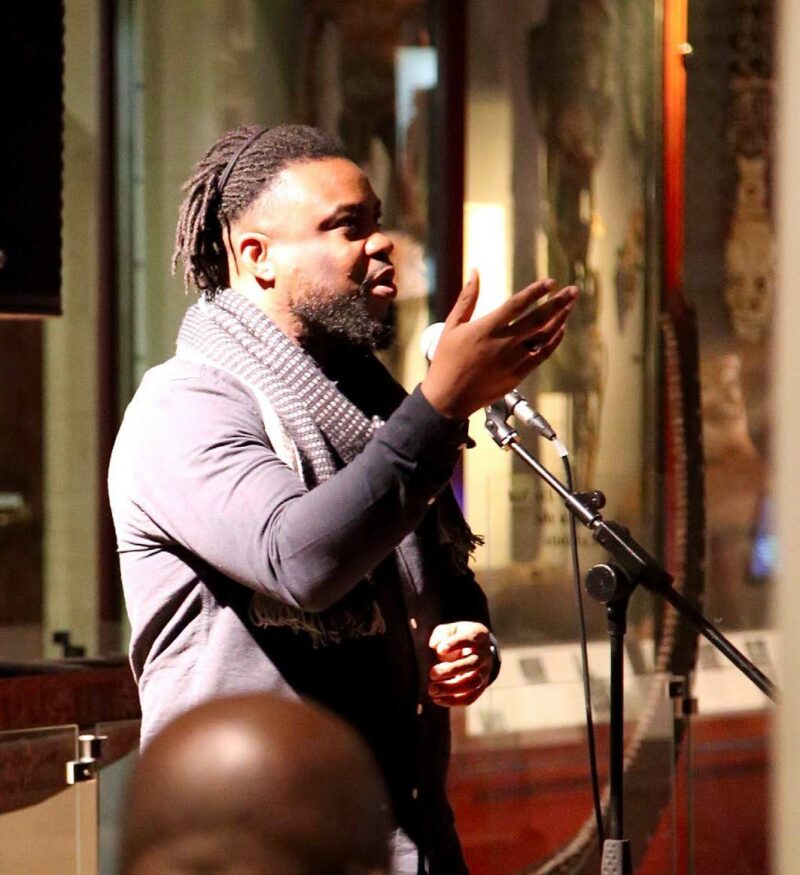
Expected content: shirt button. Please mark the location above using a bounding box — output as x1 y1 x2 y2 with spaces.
426 496 436 506
411 787 419 800
409 618 418 630
416 703 423 715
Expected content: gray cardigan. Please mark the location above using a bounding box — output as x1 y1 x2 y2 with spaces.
109 355 495 874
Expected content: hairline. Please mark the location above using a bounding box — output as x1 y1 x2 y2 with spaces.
236 154 366 229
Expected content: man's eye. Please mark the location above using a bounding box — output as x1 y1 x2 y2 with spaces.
336 217 360 232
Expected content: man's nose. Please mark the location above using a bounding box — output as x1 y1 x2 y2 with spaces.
365 230 394 258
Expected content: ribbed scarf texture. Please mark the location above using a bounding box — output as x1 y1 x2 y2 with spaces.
176 288 478 645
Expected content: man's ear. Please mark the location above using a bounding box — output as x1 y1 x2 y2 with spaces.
237 231 275 284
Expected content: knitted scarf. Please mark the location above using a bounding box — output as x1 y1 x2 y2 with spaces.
176 288 478 646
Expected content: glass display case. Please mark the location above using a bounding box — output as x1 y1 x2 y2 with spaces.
0 1 776 871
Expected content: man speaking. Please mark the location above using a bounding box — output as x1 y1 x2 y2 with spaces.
109 123 577 874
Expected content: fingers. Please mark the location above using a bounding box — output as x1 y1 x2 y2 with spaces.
429 687 486 708
429 673 484 701
495 289 575 382
475 282 577 366
495 278 556 324
428 665 491 706
428 621 494 708
428 622 457 650
509 311 570 378
429 652 480 680
494 278 578 329
510 285 578 337
514 299 572 352
429 667 487 698
429 621 489 655
420 277 578 420
429 665 485 690
522 324 566 370
428 621 461 652
444 269 480 328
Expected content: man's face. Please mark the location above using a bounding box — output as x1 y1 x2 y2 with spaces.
255 157 397 351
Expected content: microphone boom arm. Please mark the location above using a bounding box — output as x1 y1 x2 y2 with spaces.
483 404 777 700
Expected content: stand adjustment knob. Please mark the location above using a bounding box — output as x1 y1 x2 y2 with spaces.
575 490 606 511
585 563 634 604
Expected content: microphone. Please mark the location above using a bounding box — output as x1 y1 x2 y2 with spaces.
419 321 446 362
502 389 556 440
419 322 558 441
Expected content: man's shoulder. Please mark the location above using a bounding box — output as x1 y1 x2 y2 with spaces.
109 355 274 508
112 357 263 465
140 355 252 394
129 356 260 417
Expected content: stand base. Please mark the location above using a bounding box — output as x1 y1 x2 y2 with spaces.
601 839 632 875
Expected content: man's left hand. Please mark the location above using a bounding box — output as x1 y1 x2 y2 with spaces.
427 621 495 707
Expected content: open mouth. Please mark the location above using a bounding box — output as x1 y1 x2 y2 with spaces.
365 267 397 298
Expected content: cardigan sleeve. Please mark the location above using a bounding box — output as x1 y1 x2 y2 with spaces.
109 359 471 613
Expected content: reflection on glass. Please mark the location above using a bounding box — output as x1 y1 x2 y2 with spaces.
464 0 656 649
456 1 669 871
685 0 775 635
95 719 141 875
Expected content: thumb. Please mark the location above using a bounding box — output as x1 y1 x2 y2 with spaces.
444 269 480 328
429 622 459 651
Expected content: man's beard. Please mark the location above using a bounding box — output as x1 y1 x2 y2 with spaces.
291 287 396 352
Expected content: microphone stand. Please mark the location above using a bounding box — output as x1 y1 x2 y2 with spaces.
483 403 777 875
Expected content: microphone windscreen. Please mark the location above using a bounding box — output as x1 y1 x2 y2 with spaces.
419 322 445 361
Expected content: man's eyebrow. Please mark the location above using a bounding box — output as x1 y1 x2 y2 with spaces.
319 200 382 228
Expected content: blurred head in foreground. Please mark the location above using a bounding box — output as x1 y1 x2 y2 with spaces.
120 693 391 874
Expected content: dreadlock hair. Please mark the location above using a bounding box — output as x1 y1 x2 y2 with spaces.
172 124 349 294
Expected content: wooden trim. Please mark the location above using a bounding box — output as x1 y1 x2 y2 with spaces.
663 0 688 296
0 662 139 731
97 0 121 648
430 0 466 321
661 0 688 590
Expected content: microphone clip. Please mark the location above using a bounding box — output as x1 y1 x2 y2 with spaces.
484 402 518 449
502 389 557 441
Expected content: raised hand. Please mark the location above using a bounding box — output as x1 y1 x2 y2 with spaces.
420 270 578 420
